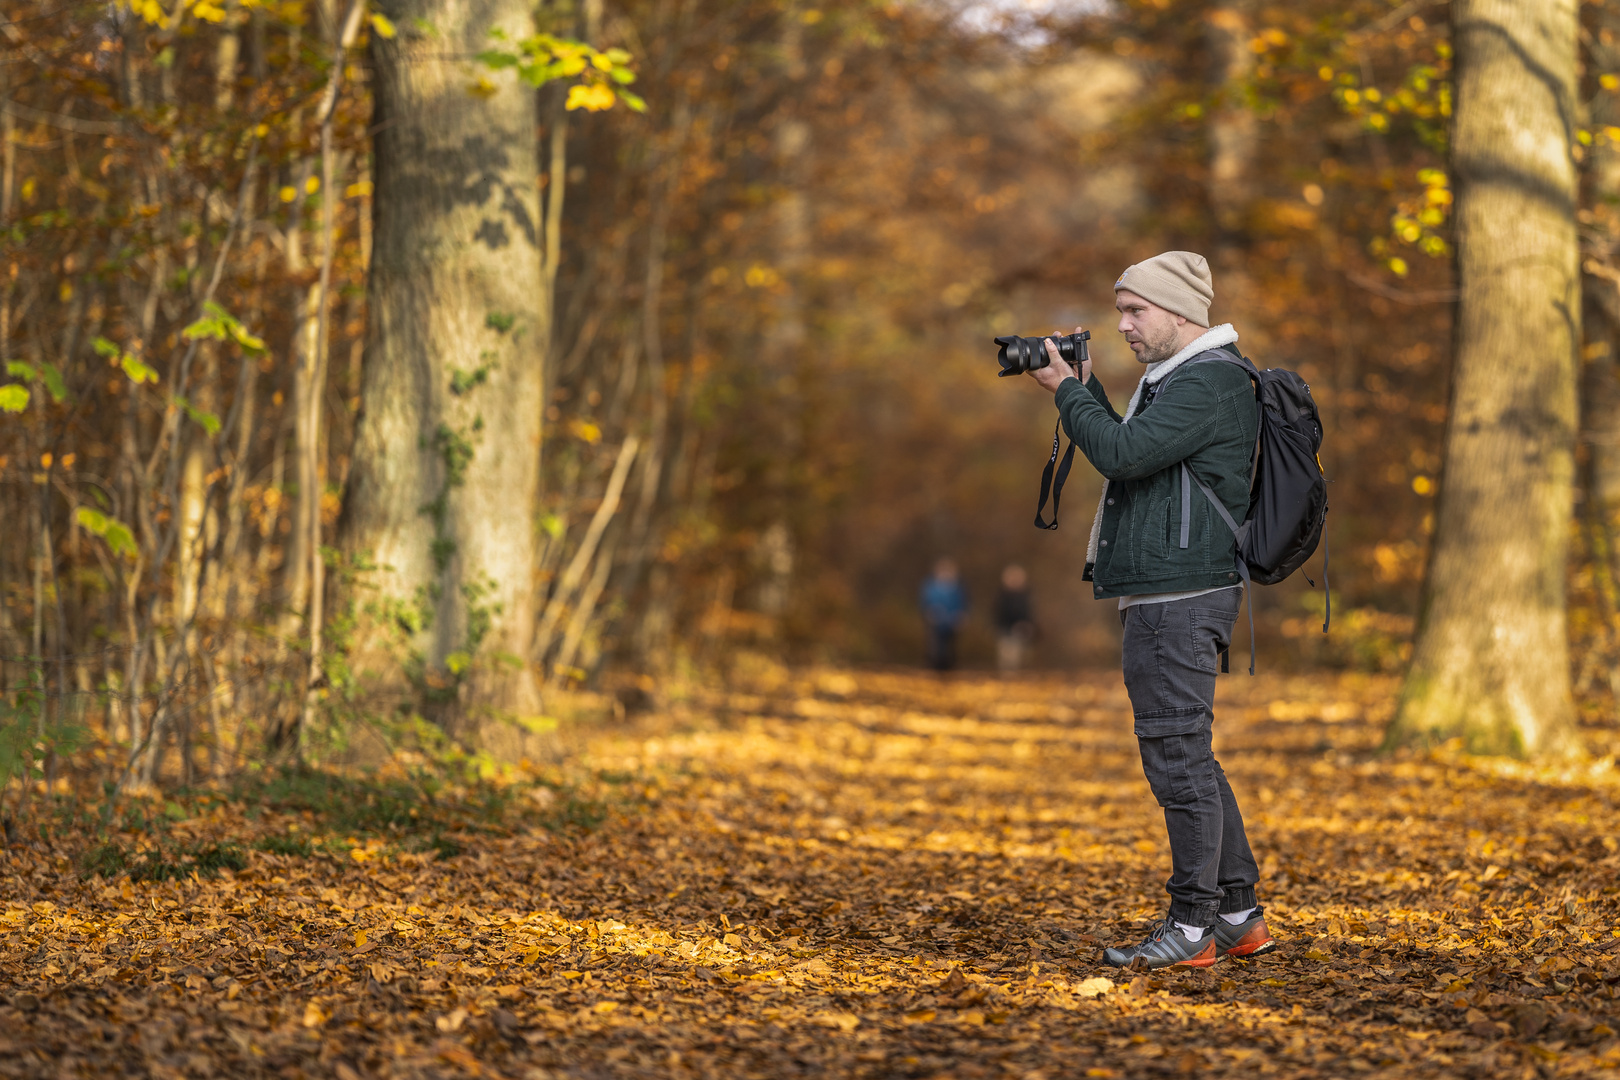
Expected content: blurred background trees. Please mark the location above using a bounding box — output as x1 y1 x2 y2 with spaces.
1 0 1618 800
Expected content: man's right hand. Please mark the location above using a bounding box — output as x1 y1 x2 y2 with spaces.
1037 326 1092 389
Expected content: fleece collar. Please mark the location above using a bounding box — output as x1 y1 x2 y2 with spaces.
1141 323 1239 386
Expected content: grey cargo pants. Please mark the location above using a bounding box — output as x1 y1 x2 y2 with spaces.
1120 586 1260 927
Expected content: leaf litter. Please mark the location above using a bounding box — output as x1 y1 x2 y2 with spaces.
2 669 1618 1078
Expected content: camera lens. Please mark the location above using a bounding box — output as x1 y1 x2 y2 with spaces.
994 330 1089 378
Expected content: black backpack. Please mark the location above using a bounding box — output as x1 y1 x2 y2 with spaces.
1181 347 1329 673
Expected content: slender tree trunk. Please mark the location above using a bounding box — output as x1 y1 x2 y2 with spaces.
1390 0 1580 757
1206 1 1256 259
343 0 543 724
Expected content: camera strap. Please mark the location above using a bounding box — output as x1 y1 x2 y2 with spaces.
1034 417 1077 530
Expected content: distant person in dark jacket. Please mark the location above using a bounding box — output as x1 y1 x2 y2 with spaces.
919 558 967 672
994 564 1035 673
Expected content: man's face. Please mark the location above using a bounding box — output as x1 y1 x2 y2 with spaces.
1115 290 1185 364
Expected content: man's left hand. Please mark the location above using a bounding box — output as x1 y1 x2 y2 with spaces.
1028 326 1089 394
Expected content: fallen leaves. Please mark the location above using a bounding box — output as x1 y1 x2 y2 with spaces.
1 668 1618 1077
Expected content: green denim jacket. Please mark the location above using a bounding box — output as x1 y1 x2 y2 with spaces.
1054 352 1259 599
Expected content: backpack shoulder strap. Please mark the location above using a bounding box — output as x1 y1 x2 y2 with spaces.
1186 465 1257 677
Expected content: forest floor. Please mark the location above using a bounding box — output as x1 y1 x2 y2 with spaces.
3 666 1620 1079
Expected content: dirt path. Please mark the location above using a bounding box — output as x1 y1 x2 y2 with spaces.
3 669 1618 1078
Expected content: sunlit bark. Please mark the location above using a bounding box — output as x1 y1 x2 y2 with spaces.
1391 0 1580 757
342 0 544 723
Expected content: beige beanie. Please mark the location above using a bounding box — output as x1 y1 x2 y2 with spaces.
1114 251 1214 327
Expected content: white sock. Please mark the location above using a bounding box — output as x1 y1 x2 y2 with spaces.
1175 920 1204 943
1220 908 1254 925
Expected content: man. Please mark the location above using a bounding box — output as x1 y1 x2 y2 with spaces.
1028 250 1275 969
919 557 968 672
994 564 1036 674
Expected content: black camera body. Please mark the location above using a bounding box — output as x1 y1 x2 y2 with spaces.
995 329 1089 378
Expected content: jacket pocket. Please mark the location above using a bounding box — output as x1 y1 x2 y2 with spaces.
1134 491 1171 574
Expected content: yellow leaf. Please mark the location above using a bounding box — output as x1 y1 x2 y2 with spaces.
565 82 617 112
279 186 297 203
354 928 367 949
593 1001 617 1013
1305 949 1332 961
904 1009 935 1023
302 1000 328 1028
369 12 395 37
1259 978 1287 987
1075 977 1113 998
305 175 320 194
814 1011 860 1032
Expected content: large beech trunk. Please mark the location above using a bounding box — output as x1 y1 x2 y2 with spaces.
343 0 543 723
1390 0 1579 756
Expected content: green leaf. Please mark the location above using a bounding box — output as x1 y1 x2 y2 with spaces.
121 355 159 385
0 385 29 413
6 360 37 381
477 49 517 70
92 337 120 359
176 397 221 436
445 651 473 676
183 301 264 354
75 507 138 559
39 363 66 404
618 89 647 113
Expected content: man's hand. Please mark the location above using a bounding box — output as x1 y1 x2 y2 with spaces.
1029 326 1092 395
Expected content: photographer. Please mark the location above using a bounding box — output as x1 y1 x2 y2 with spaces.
1028 251 1275 970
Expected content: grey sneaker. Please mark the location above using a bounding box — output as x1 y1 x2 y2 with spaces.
1102 918 1219 970
1213 906 1276 958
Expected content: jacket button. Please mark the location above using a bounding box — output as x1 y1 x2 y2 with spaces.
1106 498 1114 505
1100 540 1108 547
1228 572 1235 578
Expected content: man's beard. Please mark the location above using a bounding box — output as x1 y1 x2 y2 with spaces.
1135 325 1182 364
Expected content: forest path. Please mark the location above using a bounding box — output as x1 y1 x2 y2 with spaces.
3 669 1619 1078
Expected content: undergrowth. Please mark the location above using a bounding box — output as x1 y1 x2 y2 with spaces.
45 764 637 880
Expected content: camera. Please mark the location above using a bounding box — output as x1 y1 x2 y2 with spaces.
995 329 1089 378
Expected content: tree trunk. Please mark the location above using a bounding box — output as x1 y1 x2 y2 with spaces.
343 0 543 724
1206 1 1256 256
1389 0 1580 757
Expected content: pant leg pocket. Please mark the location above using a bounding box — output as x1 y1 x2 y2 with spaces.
1187 603 1238 675
1137 730 1217 806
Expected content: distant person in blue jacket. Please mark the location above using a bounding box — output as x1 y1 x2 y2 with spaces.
919 558 968 672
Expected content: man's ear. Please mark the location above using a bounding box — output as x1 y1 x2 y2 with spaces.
1173 315 1187 327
